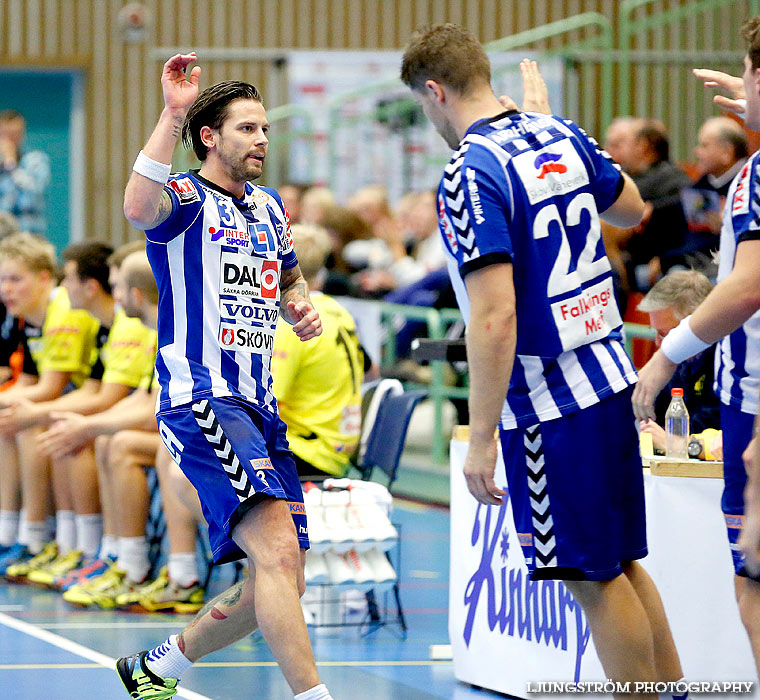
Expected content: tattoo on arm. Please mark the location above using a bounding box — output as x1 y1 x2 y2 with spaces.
152 190 173 227
171 115 183 139
279 265 311 324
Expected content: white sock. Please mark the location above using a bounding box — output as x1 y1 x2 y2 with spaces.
295 684 333 700
144 635 193 679
75 513 103 558
0 510 19 547
100 534 119 560
168 552 199 587
18 510 28 546
55 511 76 553
117 536 150 583
26 521 48 554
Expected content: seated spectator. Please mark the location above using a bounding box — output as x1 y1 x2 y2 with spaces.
0 233 100 576
0 110 50 236
604 116 644 175
271 223 365 481
359 190 447 295
637 269 721 454
37 251 202 611
683 117 749 271
300 185 337 225
319 205 373 296
278 182 309 224
626 120 693 290
0 211 22 387
0 242 156 585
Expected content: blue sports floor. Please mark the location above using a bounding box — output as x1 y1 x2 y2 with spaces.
0 500 500 700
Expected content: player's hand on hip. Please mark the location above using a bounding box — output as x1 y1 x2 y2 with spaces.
288 301 322 341
631 349 677 422
693 68 746 116
463 438 505 506
161 53 201 113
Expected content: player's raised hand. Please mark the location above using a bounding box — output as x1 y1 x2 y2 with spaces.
693 68 746 116
287 301 322 342
161 53 201 113
520 58 551 114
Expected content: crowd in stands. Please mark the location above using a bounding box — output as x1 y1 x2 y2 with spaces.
0 99 751 613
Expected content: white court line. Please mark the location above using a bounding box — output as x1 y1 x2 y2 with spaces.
0 611 213 700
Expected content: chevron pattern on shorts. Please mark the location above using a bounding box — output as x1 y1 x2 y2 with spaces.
192 399 254 502
524 423 557 568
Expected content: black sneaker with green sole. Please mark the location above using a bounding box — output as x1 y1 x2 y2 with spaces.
116 651 178 699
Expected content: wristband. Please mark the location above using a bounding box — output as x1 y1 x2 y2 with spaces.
660 315 710 364
132 150 171 184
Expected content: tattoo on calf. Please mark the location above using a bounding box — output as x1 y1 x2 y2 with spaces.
210 607 228 620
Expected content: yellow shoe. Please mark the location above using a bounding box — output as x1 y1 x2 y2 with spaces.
6 542 58 582
116 566 205 613
27 550 84 588
63 565 143 609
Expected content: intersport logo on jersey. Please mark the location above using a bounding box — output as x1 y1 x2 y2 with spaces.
220 252 280 300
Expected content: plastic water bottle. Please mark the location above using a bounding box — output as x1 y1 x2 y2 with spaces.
665 388 690 459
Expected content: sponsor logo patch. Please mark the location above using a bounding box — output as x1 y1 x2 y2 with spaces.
169 177 201 204
218 322 276 354
732 162 752 215
219 298 279 325
438 194 458 253
465 168 486 224
512 139 589 205
220 252 280 300
533 152 568 178
206 226 251 248
251 457 273 470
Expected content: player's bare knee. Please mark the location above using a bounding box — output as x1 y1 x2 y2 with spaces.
738 585 760 637
108 431 135 463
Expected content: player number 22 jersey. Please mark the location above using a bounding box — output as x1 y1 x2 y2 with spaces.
437 111 637 429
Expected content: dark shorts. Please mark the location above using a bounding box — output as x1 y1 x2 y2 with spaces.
499 386 647 581
720 402 760 581
157 396 309 564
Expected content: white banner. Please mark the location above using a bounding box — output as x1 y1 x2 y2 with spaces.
449 439 758 699
286 51 564 203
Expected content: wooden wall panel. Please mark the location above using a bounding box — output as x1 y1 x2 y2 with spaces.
0 0 749 244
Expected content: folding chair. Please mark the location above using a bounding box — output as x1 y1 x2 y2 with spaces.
358 387 427 633
360 388 427 486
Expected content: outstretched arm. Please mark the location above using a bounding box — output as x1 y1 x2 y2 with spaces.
279 265 322 341
693 68 746 117
124 52 201 230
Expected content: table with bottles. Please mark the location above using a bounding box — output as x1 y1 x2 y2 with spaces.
448 427 757 698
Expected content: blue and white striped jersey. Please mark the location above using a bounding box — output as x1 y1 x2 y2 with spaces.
437 110 637 429
714 150 760 415
146 171 297 413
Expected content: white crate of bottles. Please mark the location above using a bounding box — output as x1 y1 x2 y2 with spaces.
302 479 400 627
